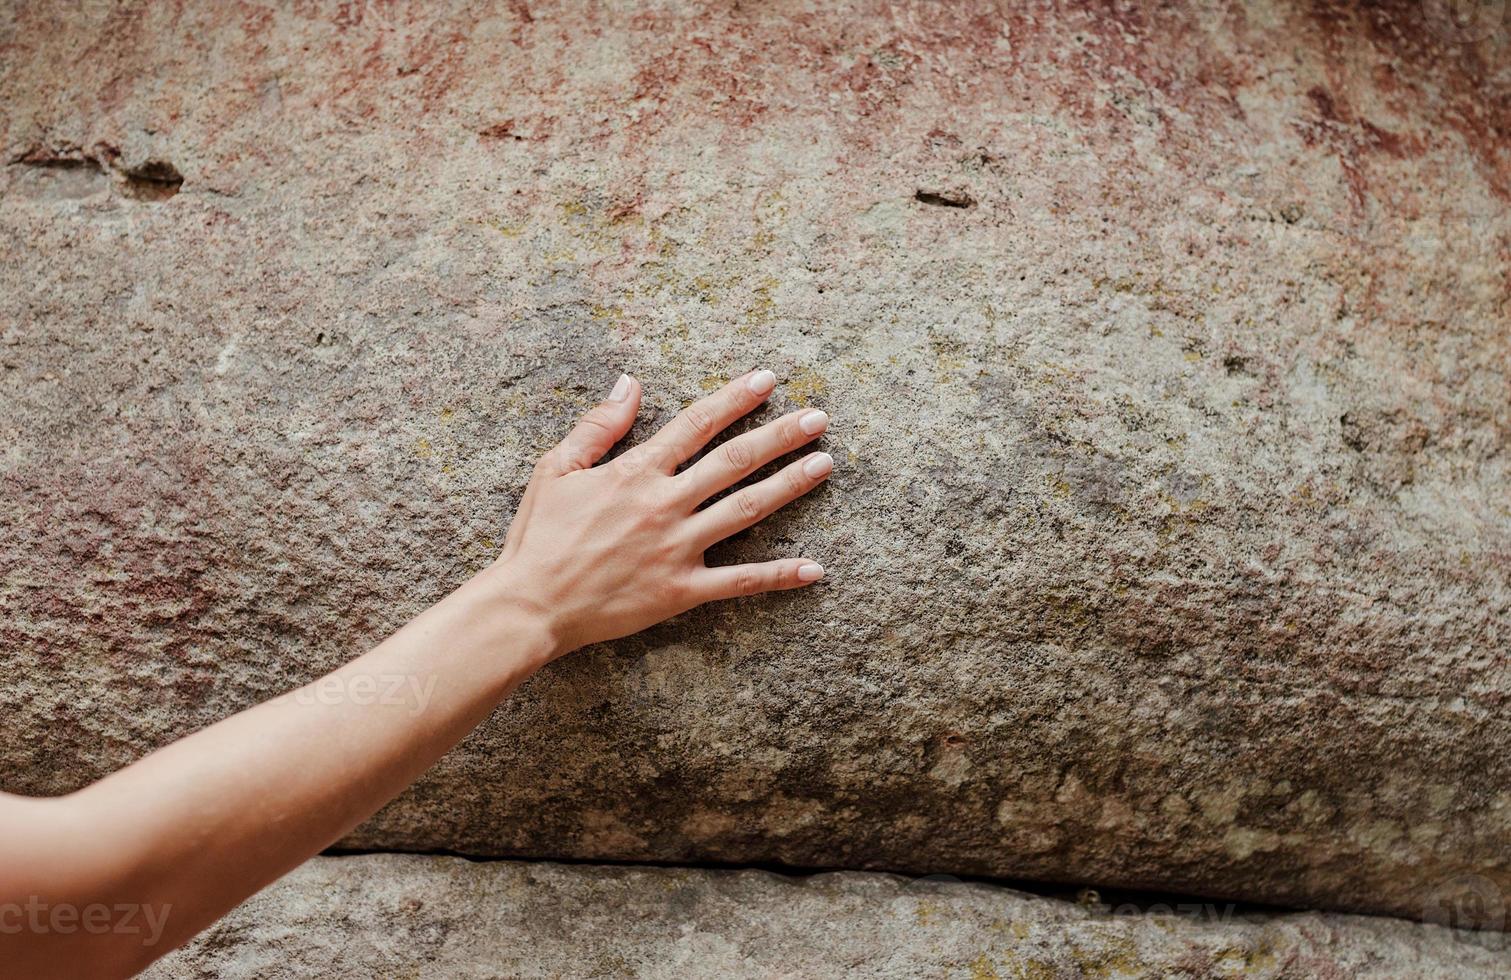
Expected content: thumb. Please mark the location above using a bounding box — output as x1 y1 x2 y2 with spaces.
546 373 641 473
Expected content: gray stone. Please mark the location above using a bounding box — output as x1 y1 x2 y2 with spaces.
1 0 1507 923
143 854 1511 979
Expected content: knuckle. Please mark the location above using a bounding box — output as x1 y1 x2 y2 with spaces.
655 573 688 607
779 417 803 447
721 439 753 470
734 488 762 521
683 404 716 437
635 443 671 473
734 568 761 596
784 467 807 495
614 449 650 478
653 478 687 511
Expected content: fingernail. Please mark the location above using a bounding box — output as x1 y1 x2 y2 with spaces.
798 563 825 582
747 369 777 395
803 452 833 478
608 373 632 402
799 410 829 436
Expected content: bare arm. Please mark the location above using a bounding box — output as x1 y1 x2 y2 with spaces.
0 370 832 978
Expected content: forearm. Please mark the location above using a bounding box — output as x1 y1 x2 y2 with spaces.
4 565 556 976
1 368 829 978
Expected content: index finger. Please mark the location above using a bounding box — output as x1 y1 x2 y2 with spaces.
634 369 777 471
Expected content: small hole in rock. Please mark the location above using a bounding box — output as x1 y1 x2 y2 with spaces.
914 189 975 209
122 160 183 201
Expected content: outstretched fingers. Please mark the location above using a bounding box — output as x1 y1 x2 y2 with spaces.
635 369 777 471
677 408 829 502
692 557 826 601
687 450 833 546
543 373 642 474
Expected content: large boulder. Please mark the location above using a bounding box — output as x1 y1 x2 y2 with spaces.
143 854 1510 979
1 0 1506 923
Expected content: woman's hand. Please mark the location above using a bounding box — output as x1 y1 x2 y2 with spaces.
0 369 833 978
489 369 832 657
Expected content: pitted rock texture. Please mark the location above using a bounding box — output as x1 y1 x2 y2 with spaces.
142 854 1510 979
1 0 1507 923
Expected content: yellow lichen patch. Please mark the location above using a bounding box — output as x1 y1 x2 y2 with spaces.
1208 938 1279 976
1068 936 1141 978
655 318 694 360
692 274 721 305
1017 959 1056 980
1245 939 1279 973
751 190 789 247
744 275 779 329
471 215 527 238
786 367 828 405
968 953 1000 979
844 359 876 383
414 437 432 459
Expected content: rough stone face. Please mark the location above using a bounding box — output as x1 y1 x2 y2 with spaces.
142 854 1510 979
0 0 1507 924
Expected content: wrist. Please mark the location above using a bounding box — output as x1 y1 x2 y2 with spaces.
466 560 572 668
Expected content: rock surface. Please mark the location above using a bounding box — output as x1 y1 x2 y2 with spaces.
142 854 1509 979
1 0 1507 923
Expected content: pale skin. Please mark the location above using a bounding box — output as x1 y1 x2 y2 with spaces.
0 369 832 978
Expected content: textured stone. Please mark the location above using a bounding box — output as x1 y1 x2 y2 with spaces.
0 0 1507 924
142 854 1510 979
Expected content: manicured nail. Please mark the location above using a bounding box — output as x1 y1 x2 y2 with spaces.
799 410 829 436
798 563 825 582
608 373 632 402
803 452 833 478
747 369 777 395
